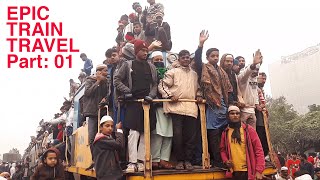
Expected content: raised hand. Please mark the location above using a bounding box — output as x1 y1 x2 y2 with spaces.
253 49 263 65
199 30 209 47
96 71 106 82
151 40 162 48
143 6 148 15
116 122 122 130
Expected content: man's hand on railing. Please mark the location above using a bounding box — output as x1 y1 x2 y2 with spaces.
170 95 179 102
124 93 133 100
196 96 204 103
144 96 153 104
118 93 133 102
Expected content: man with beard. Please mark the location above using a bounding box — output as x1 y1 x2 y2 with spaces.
140 51 174 170
255 72 269 156
220 53 245 107
235 56 246 71
238 50 263 130
114 39 158 173
220 106 264 180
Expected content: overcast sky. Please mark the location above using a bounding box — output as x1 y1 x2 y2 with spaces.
0 0 319 157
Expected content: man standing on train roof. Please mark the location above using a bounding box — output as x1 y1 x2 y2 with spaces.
255 72 269 157
82 64 110 170
220 106 265 180
194 30 233 168
158 49 202 170
237 49 263 130
114 39 158 173
220 53 245 108
104 47 126 124
80 53 93 76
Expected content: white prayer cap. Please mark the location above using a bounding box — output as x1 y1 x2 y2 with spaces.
151 51 163 58
96 64 108 71
281 166 288 171
100 115 113 125
228 105 240 113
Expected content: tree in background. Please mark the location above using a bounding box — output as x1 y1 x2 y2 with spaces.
267 96 320 154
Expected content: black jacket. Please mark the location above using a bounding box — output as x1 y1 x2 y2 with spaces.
83 76 109 117
300 161 314 177
30 163 65 180
12 170 23 180
92 132 124 180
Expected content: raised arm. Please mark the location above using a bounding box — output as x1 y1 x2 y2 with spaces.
238 49 263 84
194 30 209 77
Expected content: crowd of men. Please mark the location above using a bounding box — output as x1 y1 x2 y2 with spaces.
275 152 320 180
8 0 318 180
78 1 270 179
0 162 32 180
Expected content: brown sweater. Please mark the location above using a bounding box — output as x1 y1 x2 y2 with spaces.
30 163 65 180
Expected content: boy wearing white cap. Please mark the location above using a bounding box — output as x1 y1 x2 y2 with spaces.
276 167 291 180
92 116 123 180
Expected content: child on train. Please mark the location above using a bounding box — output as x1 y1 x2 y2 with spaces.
92 115 124 180
30 148 65 180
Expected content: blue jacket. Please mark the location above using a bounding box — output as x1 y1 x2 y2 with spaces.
84 59 93 76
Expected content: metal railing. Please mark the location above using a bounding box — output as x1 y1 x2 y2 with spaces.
118 99 210 178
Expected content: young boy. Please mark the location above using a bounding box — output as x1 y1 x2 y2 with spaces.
92 115 124 180
158 50 202 170
30 148 65 180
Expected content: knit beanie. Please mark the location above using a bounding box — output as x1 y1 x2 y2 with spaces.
125 32 135 42
122 43 135 60
134 39 148 55
233 58 239 65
